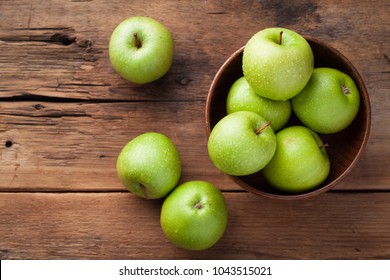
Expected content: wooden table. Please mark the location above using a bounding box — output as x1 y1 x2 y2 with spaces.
1 0 389 260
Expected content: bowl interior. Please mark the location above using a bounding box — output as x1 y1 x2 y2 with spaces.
205 37 371 200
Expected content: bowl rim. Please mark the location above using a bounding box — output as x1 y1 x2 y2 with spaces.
205 37 371 200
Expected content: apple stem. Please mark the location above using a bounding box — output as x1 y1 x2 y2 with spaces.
194 202 203 209
133 32 142 48
342 85 350 95
279 31 283 45
319 143 329 149
255 121 271 135
138 183 150 199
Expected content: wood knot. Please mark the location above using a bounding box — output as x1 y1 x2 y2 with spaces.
5 140 13 148
50 33 76 45
76 38 93 49
34 104 45 110
178 77 191 85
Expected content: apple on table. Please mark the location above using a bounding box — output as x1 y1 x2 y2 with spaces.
109 16 174 84
160 181 228 251
116 133 229 251
116 132 181 199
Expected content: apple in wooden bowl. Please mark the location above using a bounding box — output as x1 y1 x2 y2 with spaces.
205 34 371 200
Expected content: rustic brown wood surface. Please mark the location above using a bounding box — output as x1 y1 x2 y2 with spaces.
0 0 389 259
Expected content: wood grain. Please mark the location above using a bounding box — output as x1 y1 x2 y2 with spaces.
0 0 389 101
0 100 240 191
0 101 388 191
0 0 388 192
1 192 390 260
0 0 389 260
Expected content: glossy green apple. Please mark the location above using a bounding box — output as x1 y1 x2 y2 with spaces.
208 111 276 176
226 76 292 132
242 27 314 101
263 126 330 193
116 132 181 199
292 67 360 134
160 180 228 250
109 16 174 84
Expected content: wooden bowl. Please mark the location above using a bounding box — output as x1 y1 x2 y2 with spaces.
205 37 371 200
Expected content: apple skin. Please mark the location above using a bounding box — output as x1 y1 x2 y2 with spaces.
242 27 314 101
208 111 276 176
160 181 228 251
292 67 360 134
109 16 174 84
226 76 292 132
116 132 181 199
262 126 330 193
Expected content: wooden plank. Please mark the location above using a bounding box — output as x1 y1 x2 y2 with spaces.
0 0 388 102
0 101 226 190
1 101 389 191
0 0 234 102
1 191 390 259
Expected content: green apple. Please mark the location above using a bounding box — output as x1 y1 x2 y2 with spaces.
242 27 314 101
292 67 360 134
109 16 174 84
226 76 292 132
160 180 228 250
262 126 330 193
116 132 181 199
208 111 276 176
